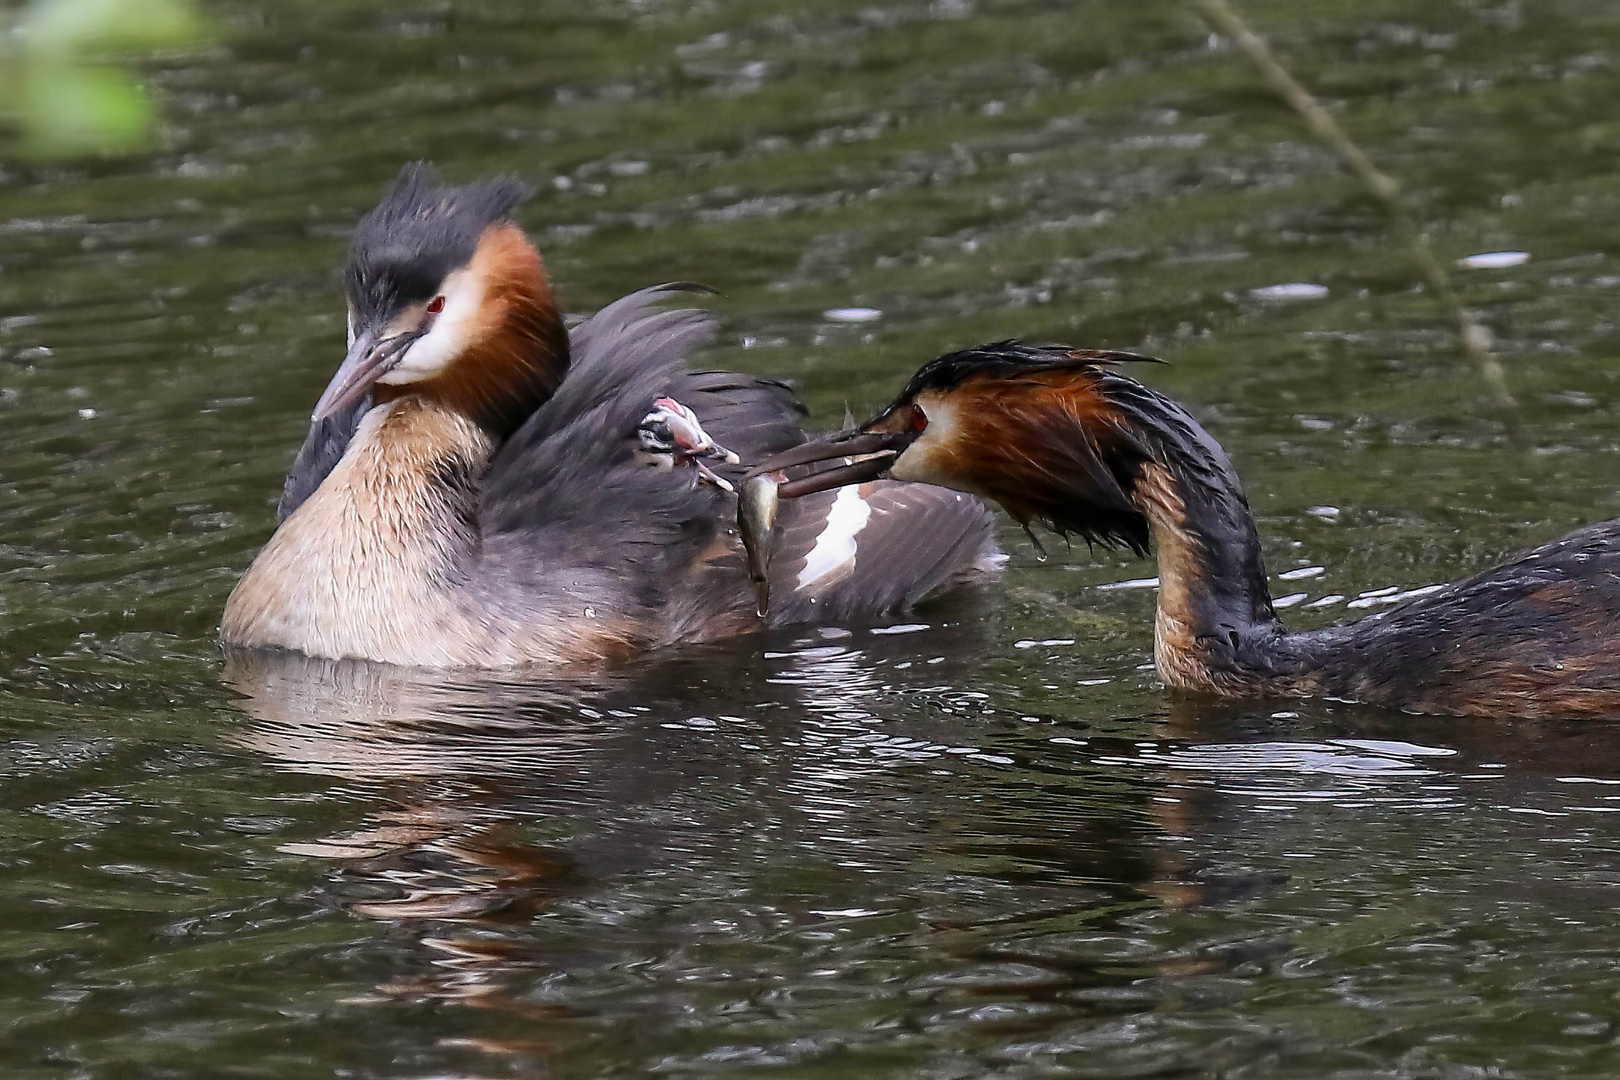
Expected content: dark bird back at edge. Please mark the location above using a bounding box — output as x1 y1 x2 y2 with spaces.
754 341 1620 719
221 165 1002 668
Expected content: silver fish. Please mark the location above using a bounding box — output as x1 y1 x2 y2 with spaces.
738 474 780 617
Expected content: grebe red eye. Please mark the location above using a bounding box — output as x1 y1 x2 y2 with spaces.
910 404 928 432
426 295 445 314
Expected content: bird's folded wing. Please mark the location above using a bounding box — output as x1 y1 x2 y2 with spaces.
763 480 1001 626
480 284 806 538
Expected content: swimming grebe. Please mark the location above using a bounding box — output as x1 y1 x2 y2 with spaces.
752 341 1620 719
221 165 1000 667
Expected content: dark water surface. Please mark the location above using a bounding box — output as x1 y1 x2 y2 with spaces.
4 1 1620 1075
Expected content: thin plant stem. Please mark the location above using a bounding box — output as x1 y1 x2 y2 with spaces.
1193 0 1513 406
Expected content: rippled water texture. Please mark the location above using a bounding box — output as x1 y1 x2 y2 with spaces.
4 1 1620 1076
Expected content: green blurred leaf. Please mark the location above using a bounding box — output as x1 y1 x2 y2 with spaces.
19 62 151 156
23 0 204 59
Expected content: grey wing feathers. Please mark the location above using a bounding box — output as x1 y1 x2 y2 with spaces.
479 283 804 538
481 285 715 529
476 281 1001 624
764 481 1001 626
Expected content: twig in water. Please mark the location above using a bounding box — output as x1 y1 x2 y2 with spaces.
1193 0 1513 406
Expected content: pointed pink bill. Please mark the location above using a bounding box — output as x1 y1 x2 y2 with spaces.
310 328 415 422
748 430 914 499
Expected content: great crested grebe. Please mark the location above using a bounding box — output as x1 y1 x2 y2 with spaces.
221 165 1001 667
752 341 1620 719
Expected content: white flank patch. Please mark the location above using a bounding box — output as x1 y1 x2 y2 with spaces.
823 306 883 323
1250 282 1328 301
797 486 872 589
1457 250 1529 270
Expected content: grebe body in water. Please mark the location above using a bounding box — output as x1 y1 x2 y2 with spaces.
756 342 1620 719
221 166 1000 668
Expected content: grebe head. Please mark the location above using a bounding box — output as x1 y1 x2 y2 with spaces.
755 341 1166 553
312 163 570 436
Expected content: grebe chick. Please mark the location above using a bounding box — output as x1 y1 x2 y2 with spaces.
754 341 1620 719
221 165 1001 668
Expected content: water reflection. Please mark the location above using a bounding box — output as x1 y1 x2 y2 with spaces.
212 635 1355 1064
215 618 1620 1075
225 649 626 779
223 626 1215 1062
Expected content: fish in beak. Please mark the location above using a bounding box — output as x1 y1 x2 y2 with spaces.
737 427 920 614
737 475 779 616
748 429 917 498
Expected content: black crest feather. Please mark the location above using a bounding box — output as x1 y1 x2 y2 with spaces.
896 339 1162 401
345 162 531 322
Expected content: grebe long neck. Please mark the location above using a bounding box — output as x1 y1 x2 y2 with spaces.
1120 392 1287 693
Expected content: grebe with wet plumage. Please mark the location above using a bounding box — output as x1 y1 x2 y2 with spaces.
753 341 1620 719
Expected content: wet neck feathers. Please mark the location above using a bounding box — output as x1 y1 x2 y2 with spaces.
979 368 1281 693
901 366 1283 693
1129 440 1282 694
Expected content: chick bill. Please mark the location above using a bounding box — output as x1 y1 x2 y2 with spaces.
639 396 740 491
